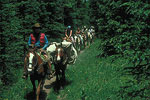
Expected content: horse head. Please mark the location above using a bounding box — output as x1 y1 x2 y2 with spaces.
26 50 38 74
25 47 44 75
54 43 65 63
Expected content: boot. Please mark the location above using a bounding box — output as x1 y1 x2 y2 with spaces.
22 71 28 79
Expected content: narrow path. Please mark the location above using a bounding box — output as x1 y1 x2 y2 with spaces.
41 44 92 100
41 74 56 100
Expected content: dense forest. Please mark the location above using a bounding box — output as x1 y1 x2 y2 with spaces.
0 0 150 100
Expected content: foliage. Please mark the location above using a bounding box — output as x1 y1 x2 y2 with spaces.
47 39 125 100
90 0 150 99
0 0 90 99
1 0 150 99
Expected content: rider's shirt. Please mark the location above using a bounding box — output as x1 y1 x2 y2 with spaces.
76 30 81 34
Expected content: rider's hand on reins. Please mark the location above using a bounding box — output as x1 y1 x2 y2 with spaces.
39 48 45 55
29 44 35 48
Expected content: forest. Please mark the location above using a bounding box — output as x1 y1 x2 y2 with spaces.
0 0 150 100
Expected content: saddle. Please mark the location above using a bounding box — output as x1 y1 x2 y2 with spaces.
29 45 49 63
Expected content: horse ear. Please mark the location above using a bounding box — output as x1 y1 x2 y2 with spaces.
55 43 57 48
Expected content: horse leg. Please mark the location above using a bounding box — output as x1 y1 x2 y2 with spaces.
61 65 66 87
36 80 42 100
54 65 59 82
30 77 36 94
84 38 86 48
55 68 61 91
55 66 60 88
83 39 85 48
62 69 66 81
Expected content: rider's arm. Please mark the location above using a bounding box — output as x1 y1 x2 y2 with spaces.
65 30 69 38
28 36 31 46
75 30 77 34
69 30 72 37
42 35 49 50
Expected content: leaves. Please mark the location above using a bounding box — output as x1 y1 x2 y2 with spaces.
92 0 150 99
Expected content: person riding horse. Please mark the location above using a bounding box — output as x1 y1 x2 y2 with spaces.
22 23 52 79
82 26 88 34
64 26 72 42
75 27 83 44
76 27 81 35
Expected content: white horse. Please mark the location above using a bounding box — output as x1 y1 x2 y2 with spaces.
46 41 77 65
87 31 93 45
74 35 81 52
90 26 95 39
46 42 59 63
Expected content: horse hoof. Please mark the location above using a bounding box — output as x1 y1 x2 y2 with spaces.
22 76 27 80
60 86 64 90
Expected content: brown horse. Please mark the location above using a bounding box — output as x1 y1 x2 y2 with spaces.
24 48 48 100
53 44 67 88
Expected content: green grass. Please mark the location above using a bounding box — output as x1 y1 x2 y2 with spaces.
1 39 129 100
47 39 129 100
0 69 33 100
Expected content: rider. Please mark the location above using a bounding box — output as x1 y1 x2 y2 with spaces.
75 27 83 44
64 25 72 41
75 27 81 35
82 26 88 34
22 23 52 79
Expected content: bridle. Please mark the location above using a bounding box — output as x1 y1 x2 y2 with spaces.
26 51 38 71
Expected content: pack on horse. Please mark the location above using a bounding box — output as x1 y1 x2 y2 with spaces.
53 43 68 88
24 46 50 100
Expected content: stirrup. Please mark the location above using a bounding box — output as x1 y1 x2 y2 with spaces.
22 75 27 79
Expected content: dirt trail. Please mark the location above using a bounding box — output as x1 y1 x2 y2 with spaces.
43 76 56 93
41 75 56 100
41 46 89 99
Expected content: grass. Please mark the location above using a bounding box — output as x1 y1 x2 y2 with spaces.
1 39 130 100
0 68 33 100
47 39 129 100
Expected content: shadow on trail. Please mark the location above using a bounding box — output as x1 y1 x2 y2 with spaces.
49 79 72 94
24 90 47 100
24 91 36 100
24 77 72 100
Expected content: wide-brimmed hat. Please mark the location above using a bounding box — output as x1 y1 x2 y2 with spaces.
32 23 41 29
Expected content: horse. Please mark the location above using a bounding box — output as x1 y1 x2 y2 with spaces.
74 35 81 53
62 36 76 48
53 43 68 88
78 34 84 49
89 26 95 43
24 48 48 100
81 34 87 48
87 31 93 46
